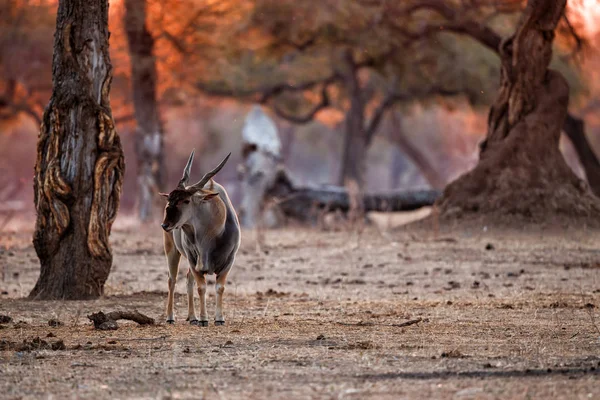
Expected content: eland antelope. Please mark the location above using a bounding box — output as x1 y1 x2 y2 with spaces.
160 150 240 326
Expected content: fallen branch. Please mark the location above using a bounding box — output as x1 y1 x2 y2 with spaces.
336 317 423 327
87 310 155 330
275 184 439 223
105 335 170 342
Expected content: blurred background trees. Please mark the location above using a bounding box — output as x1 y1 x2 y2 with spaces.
0 0 54 125
123 0 164 222
2 0 600 225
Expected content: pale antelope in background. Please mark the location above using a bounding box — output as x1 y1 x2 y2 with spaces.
160 150 240 326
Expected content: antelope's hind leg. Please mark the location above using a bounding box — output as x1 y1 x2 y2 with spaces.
189 268 209 327
164 232 181 324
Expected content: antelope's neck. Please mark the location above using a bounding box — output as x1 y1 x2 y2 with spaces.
195 198 228 246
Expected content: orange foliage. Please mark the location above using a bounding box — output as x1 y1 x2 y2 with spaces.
3 0 600 145
567 0 600 35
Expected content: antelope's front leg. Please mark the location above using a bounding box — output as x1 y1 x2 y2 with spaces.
215 272 228 326
185 268 197 323
164 234 181 324
190 269 209 327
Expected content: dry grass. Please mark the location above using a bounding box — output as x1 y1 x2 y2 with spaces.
1 220 599 399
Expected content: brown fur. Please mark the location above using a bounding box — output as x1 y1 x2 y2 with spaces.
197 188 227 240
216 271 228 286
166 189 193 205
162 154 240 323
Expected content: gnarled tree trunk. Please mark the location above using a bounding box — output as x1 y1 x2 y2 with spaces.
437 0 600 224
124 0 164 222
31 0 124 300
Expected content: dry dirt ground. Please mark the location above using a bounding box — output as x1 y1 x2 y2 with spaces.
1 214 600 399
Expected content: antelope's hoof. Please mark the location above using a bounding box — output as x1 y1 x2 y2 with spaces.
190 320 209 327
166 319 175 324
215 320 225 326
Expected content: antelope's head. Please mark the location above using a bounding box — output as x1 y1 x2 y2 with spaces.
160 150 230 232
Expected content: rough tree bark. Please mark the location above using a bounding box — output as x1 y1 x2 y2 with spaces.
437 0 600 224
30 0 125 300
124 0 164 222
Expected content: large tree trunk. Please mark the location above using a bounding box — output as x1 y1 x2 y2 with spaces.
124 0 164 222
437 0 600 224
30 0 124 300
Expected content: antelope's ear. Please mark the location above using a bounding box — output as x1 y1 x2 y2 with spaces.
159 192 169 198
201 191 219 201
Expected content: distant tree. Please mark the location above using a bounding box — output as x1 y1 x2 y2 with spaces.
434 0 600 222
30 0 125 299
381 0 600 197
124 0 165 222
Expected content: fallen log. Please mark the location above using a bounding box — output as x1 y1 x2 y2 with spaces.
278 186 440 219
267 168 440 222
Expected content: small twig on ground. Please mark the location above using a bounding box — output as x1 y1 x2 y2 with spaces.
336 317 423 328
105 335 169 341
87 310 155 330
71 363 97 368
